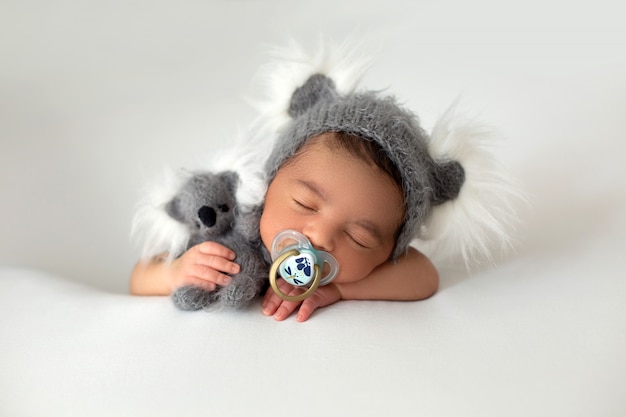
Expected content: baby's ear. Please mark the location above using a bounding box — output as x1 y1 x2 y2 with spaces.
429 160 465 205
165 196 185 223
288 74 337 118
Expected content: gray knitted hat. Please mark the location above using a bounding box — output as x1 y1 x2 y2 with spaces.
265 74 465 260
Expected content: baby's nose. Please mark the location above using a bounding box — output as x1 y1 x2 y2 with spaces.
303 223 334 252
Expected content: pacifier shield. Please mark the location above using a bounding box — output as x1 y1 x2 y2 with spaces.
269 229 340 302
279 251 315 287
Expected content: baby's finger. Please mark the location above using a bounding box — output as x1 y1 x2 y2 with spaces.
296 285 342 322
262 279 296 317
262 278 292 306
295 298 320 322
194 252 240 276
272 283 306 321
273 301 299 321
189 264 233 287
262 288 277 312
262 291 282 317
195 241 236 260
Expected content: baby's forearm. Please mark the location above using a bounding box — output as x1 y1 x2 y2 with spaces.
335 247 438 301
129 256 172 296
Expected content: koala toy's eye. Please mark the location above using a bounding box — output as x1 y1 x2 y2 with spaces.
218 204 230 213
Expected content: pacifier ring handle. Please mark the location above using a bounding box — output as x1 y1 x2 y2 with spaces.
269 249 322 302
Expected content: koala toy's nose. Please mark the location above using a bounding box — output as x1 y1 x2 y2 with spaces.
198 206 217 228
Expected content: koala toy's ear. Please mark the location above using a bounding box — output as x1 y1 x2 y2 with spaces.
219 171 240 195
429 160 465 206
165 196 184 223
288 74 337 118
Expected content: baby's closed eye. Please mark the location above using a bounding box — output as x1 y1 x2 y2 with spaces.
344 230 377 250
292 198 318 212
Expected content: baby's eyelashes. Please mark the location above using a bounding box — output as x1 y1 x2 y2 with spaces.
293 199 316 212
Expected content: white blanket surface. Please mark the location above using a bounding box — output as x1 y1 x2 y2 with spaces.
2 250 624 416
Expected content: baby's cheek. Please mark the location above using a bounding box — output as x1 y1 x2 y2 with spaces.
332 248 392 284
258 214 273 252
331 260 372 284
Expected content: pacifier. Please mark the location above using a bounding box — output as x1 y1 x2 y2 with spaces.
269 230 339 302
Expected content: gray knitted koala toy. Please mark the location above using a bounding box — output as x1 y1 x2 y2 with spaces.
164 171 268 310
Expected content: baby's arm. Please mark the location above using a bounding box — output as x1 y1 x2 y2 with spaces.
335 247 439 301
129 242 241 295
262 247 438 322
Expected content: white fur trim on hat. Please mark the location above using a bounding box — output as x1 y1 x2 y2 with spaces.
415 102 524 268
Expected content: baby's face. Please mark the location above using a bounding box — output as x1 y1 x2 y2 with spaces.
260 136 404 284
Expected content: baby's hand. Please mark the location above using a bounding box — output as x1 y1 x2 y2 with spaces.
165 242 240 292
261 279 342 322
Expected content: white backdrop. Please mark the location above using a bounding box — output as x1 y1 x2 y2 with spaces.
1 1 626 416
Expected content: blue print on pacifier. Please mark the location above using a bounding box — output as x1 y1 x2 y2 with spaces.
279 251 315 286
269 230 340 302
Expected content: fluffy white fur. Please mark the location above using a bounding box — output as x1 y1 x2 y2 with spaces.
131 167 192 261
249 36 373 137
414 102 524 268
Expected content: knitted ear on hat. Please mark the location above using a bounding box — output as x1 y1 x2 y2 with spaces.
429 160 465 205
288 74 338 117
